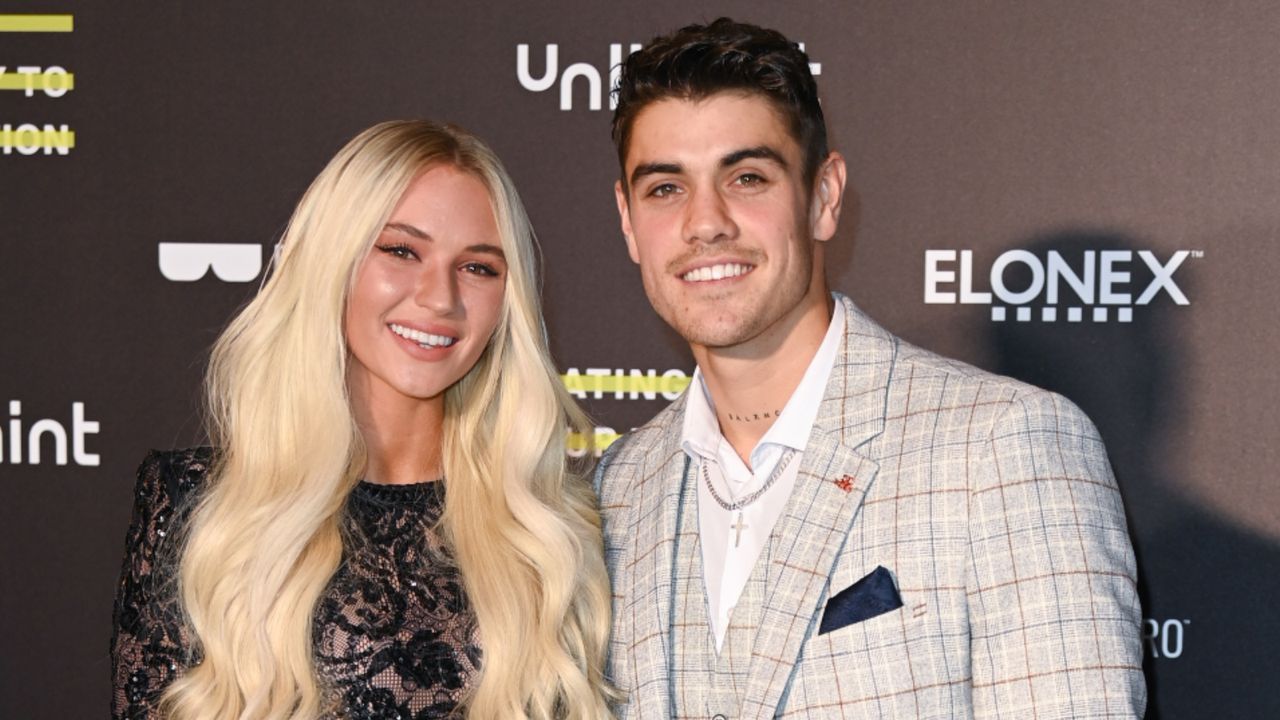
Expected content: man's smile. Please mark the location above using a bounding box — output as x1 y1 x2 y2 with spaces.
679 262 755 283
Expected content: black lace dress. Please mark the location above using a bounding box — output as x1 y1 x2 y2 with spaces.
111 448 481 719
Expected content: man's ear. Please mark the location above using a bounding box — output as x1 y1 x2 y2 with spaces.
810 152 847 243
615 179 641 263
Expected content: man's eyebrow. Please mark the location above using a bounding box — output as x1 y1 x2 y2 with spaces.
721 146 788 169
384 222 429 239
627 146 788 189
629 162 683 188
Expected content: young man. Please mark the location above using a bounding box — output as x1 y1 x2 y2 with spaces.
596 18 1146 719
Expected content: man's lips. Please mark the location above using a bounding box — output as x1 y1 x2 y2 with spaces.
679 262 754 283
388 322 457 348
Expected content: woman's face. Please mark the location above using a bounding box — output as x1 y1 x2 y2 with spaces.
345 164 508 410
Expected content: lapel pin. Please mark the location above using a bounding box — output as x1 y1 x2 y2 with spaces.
833 475 855 493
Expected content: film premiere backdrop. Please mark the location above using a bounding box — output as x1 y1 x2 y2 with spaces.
1 2 1276 717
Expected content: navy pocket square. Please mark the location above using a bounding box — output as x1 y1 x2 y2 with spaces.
819 565 904 635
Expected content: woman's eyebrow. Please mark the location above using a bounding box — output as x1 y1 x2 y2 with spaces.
384 222 430 239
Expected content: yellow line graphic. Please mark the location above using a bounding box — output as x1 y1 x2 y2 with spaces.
566 431 622 453
1 127 76 150
0 14 73 32
0 73 75 92
560 373 691 395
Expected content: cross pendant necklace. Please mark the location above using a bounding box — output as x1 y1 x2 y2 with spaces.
700 449 797 550
730 512 748 548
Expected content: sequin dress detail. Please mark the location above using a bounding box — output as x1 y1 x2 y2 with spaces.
110 448 480 719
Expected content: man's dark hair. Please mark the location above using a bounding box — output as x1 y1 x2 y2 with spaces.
611 17 829 188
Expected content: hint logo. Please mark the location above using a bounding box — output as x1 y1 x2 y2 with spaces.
2 400 100 466
924 249 1198 322
518 43 823 112
159 242 262 282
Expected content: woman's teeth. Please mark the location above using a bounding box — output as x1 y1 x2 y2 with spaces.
389 323 456 348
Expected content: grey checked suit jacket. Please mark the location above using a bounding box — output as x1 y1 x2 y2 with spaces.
595 294 1146 719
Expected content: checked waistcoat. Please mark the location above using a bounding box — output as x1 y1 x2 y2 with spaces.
671 462 777 720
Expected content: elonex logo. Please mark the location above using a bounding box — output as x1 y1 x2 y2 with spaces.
924 248 1199 322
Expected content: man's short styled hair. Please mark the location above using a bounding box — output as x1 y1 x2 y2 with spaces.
611 17 829 187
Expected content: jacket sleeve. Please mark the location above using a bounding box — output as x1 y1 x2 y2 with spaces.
966 390 1146 719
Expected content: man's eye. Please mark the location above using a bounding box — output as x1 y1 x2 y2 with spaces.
462 262 501 277
649 183 679 198
376 244 417 260
735 173 765 187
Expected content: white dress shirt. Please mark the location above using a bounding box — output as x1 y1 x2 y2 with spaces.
680 300 846 650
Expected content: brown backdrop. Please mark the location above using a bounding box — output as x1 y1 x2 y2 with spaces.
2 2 1276 717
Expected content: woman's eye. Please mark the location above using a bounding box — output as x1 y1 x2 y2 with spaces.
462 262 501 277
376 244 417 260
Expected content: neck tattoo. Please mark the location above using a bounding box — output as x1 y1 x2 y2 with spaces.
725 409 783 424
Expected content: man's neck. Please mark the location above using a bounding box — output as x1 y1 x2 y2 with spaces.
693 291 834 468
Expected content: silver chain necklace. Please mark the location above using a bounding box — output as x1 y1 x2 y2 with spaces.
700 448 797 548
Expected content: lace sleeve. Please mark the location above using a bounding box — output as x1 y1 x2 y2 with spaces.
110 449 208 719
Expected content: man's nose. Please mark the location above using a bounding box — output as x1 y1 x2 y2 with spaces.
682 187 737 245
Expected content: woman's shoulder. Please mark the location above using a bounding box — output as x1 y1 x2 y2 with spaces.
123 447 216 552
116 448 216 605
133 446 216 508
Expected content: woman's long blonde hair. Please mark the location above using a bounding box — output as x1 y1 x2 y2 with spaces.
162 121 613 719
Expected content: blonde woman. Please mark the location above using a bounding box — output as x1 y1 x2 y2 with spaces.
111 121 614 719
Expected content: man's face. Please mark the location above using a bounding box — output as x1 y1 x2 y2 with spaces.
615 92 843 354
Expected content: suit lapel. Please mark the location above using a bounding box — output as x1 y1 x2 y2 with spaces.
622 395 690 718
741 295 898 716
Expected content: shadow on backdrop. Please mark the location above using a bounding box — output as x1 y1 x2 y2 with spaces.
986 231 1279 719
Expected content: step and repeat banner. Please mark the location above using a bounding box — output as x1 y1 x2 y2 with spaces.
2 2 1277 717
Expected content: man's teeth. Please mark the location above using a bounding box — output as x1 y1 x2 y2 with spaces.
682 263 751 282
389 323 456 348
